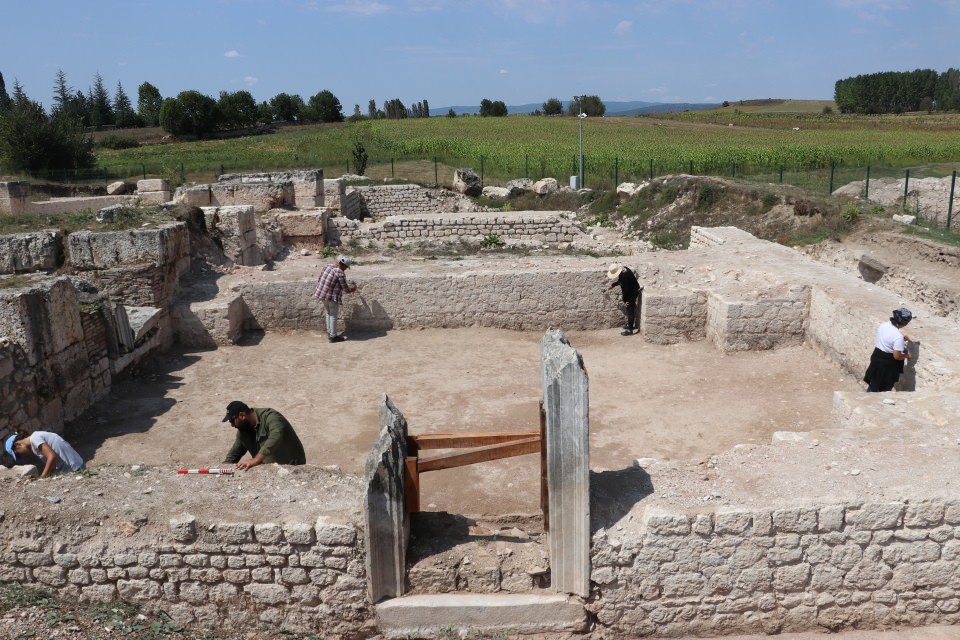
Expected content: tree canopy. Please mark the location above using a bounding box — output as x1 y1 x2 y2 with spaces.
833 68 959 114
567 95 605 117
479 98 508 117
307 90 344 122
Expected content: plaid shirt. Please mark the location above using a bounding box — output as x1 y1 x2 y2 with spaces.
313 263 349 303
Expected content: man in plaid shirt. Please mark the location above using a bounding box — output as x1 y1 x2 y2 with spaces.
313 255 357 343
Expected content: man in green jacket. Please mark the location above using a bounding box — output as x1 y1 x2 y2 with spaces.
222 401 306 471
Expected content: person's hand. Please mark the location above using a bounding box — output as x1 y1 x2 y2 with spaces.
235 459 261 471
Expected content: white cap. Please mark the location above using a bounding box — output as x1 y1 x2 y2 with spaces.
338 256 351 267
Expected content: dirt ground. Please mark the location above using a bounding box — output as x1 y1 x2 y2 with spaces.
67 327 860 516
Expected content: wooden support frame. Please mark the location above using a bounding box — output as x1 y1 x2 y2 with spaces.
403 427 545 514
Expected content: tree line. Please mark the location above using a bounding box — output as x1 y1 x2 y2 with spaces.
834 68 960 114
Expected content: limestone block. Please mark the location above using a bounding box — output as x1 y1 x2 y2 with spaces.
175 184 212 207
364 394 410 603
276 210 329 242
0 181 31 215
106 181 128 195
137 178 170 193
204 205 259 265
0 231 63 274
641 287 707 345
138 190 172 206
482 186 510 200
541 329 590 597
170 514 197 541
0 464 39 479
617 181 649 201
453 168 482 196
171 294 246 348
67 223 189 269
533 178 559 195
282 522 315 545
210 182 293 213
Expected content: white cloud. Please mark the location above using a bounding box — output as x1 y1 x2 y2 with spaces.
225 50 241 58
318 0 390 15
243 76 259 86
646 87 669 95
614 20 632 34
500 69 509 75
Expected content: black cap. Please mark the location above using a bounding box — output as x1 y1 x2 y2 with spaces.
223 400 250 422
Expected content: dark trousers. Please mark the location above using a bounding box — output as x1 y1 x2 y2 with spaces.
623 299 637 331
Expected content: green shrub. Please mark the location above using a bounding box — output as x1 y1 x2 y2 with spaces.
761 192 779 208
95 134 140 150
696 183 722 210
480 234 504 248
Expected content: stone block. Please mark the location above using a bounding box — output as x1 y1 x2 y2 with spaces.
364 394 410 603
169 514 197 541
541 329 590 597
0 231 63 274
282 522 315 545
137 178 170 192
138 191 172 206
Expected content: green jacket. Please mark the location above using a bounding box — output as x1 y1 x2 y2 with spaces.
224 407 306 465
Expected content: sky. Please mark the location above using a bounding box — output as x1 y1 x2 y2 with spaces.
2 0 959 112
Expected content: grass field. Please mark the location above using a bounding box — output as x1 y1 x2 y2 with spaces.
87 110 960 191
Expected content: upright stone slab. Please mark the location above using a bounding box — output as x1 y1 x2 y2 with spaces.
364 394 410 603
0 181 31 216
540 329 590 597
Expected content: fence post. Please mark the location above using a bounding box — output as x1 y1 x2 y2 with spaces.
948 169 957 230
689 160 693 175
903 169 910 210
829 162 835 194
649 159 654 180
180 163 184 183
219 164 224 178
346 161 350 175
480 156 484 188
865 166 871 201
614 158 619 189
434 157 438 185
525 154 529 179
731 162 736 179
779 165 783 183
391 158 394 178
142 164 146 179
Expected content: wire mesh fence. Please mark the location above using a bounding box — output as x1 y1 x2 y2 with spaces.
15 155 960 230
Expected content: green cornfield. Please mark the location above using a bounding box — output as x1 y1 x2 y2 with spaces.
91 113 960 190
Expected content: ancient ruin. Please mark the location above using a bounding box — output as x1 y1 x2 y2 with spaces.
2 171 960 638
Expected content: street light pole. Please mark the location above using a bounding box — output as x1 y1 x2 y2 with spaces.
577 95 585 189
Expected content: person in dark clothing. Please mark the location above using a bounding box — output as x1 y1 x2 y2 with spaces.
221 401 306 470
863 307 914 392
606 263 642 336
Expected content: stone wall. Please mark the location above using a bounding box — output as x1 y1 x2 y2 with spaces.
0 278 110 439
177 170 324 213
0 231 63 274
705 286 809 352
354 184 443 218
328 212 582 247
0 468 371 637
589 499 960 637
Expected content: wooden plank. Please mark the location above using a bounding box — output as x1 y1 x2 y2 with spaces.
404 457 420 513
417 437 540 473
410 432 540 450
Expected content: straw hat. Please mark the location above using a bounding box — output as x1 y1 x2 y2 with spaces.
606 263 624 280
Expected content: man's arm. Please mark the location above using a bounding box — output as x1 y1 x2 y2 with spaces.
38 443 59 479
223 438 248 464
236 411 286 471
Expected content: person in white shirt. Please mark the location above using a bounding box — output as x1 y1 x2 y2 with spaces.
863 307 913 392
4 430 86 478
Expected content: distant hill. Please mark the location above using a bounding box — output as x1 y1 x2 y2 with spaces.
609 103 721 116
435 100 663 116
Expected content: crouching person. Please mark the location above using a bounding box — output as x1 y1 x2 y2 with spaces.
5 430 86 478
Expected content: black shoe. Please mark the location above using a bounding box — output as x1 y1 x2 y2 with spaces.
328 335 346 343
621 329 633 336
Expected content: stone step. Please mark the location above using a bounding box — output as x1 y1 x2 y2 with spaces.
375 592 587 638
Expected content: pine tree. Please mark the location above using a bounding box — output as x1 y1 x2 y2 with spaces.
368 99 377 119
113 81 136 128
88 73 114 129
0 71 10 112
422 98 429 118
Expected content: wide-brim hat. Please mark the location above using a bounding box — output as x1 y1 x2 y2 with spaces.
4 434 19 463
607 263 624 280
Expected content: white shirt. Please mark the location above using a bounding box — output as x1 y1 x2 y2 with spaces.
29 431 85 472
875 321 905 354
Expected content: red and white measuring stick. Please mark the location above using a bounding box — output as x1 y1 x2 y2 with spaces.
176 468 234 475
